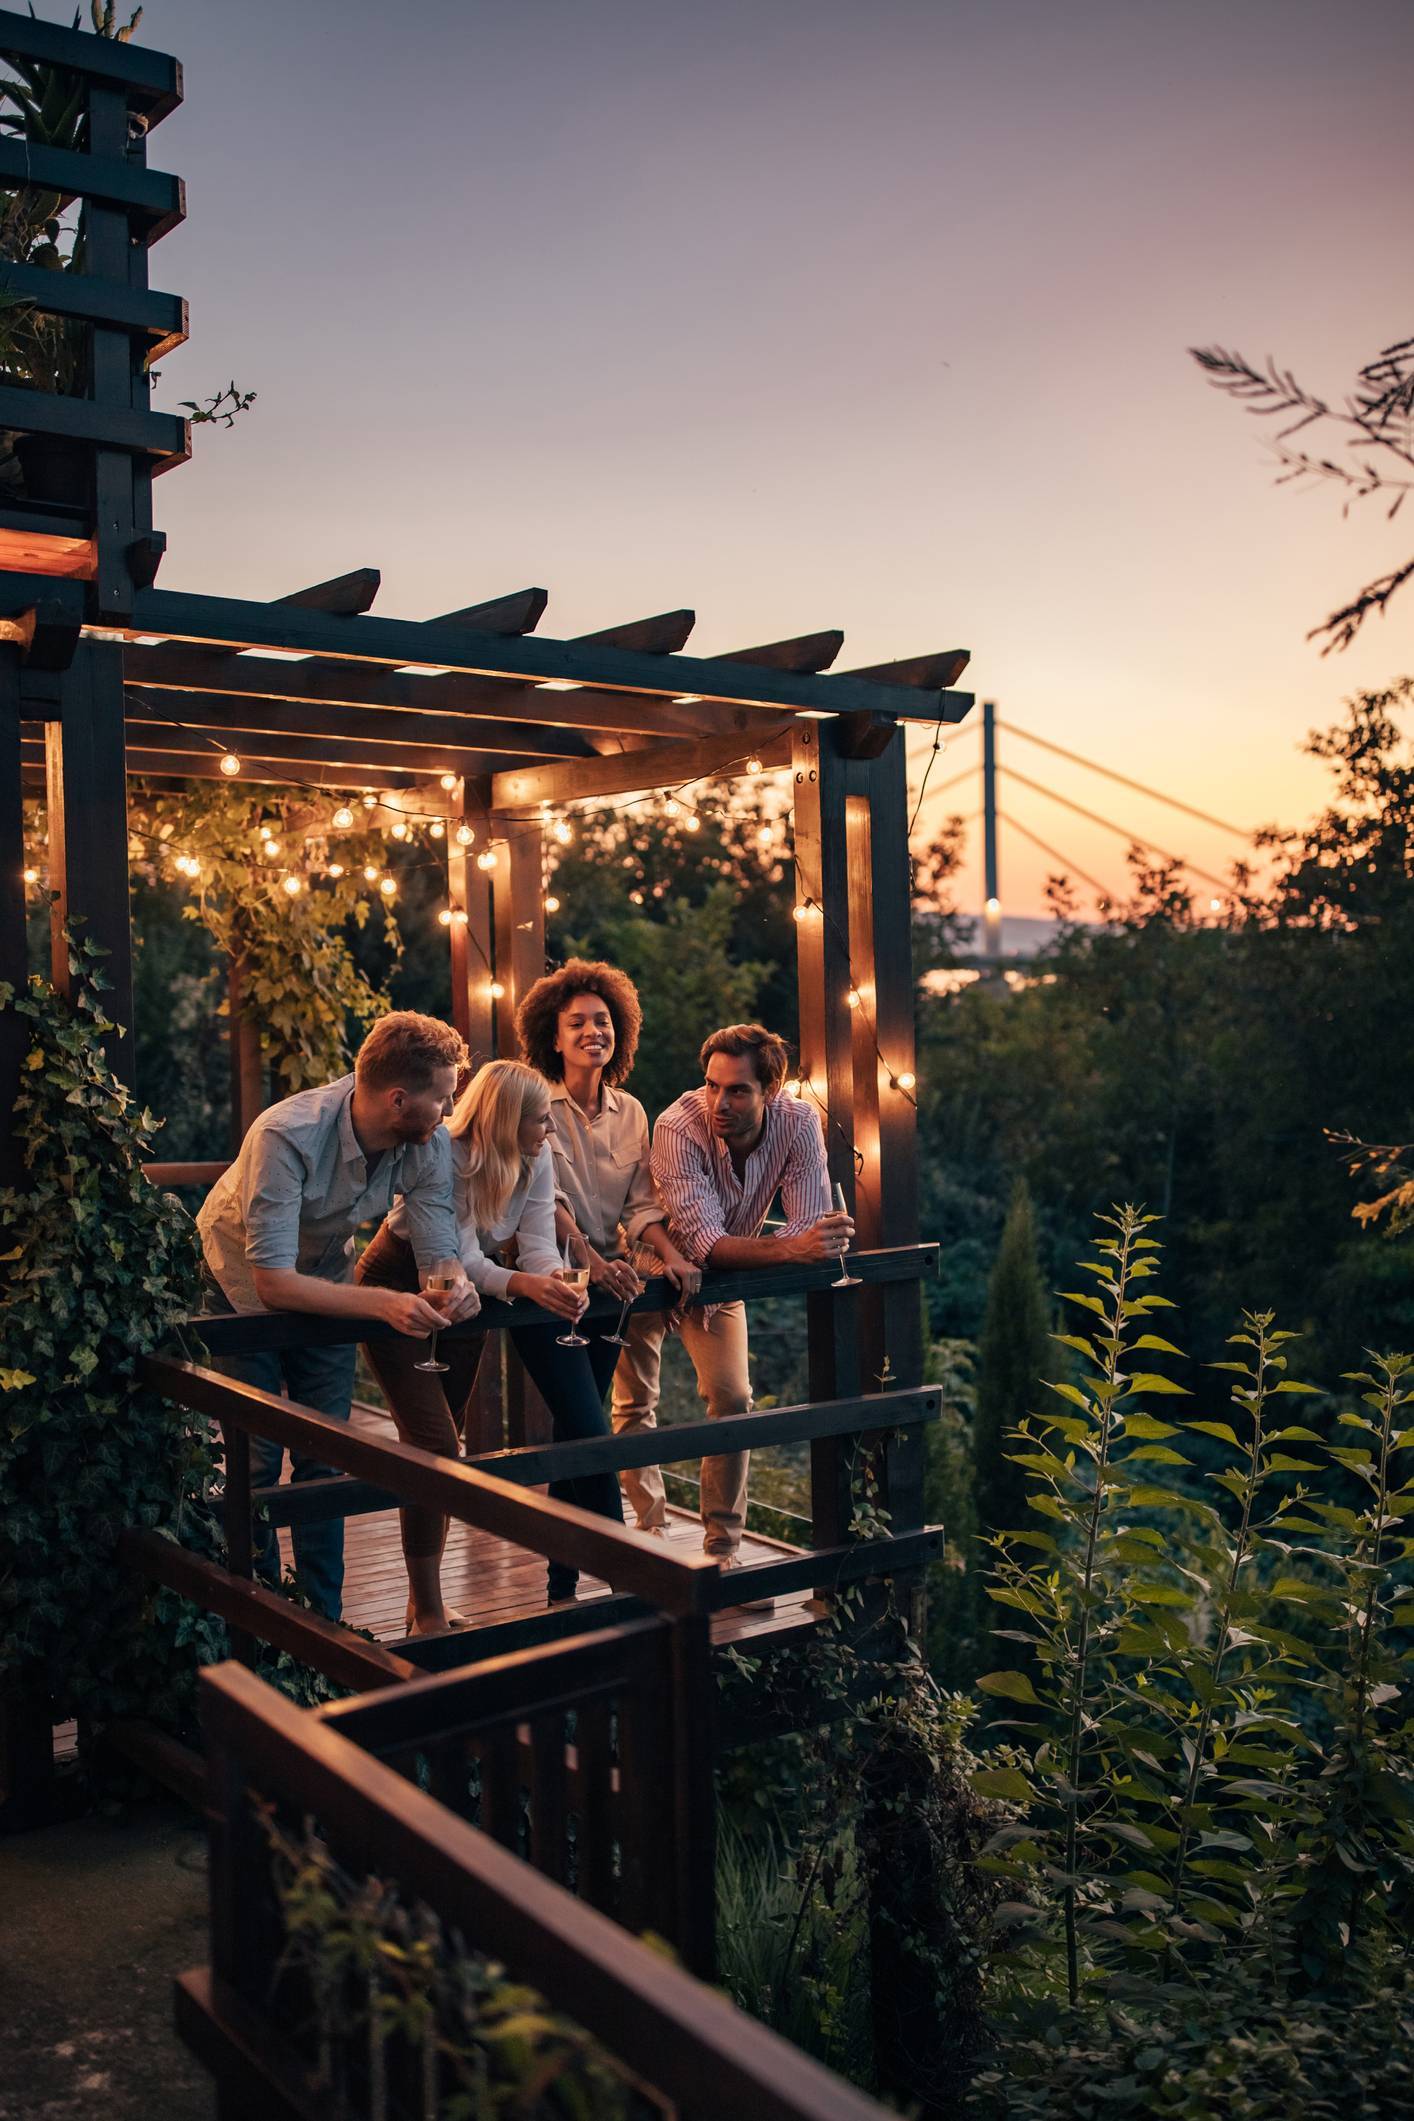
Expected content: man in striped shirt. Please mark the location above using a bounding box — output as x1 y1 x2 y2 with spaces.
614 1023 852 1602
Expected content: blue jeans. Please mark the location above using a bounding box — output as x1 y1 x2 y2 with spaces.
213 1338 357 1620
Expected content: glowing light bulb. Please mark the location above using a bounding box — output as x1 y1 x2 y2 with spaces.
263 839 280 858
544 894 560 913
219 753 241 776
23 866 38 884
282 874 302 897
847 988 861 1010
379 876 397 898
488 979 505 1000
1209 896 1222 911
792 902 813 923
328 863 345 878
362 793 377 810
477 848 498 871
363 865 380 883
746 754 763 776
985 896 1001 916
757 825 774 848
429 820 445 840
665 797 681 818
437 908 453 926
552 820 573 846
895 1070 916 1092
391 821 408 841
629 889 645 905
439 773 458 792
332 805 354 830
684 813 701 833
455 824 474 847
451 908 469 927
784 1077 803 1099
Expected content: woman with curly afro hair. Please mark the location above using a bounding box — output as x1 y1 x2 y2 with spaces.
516 959 700 1535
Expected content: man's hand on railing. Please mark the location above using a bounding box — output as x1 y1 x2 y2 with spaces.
366 1287 451 1337
785 1211 855 1264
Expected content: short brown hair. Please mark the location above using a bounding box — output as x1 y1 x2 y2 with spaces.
355 1011 468 1092
699 1022 790 1096
516 959 643 1087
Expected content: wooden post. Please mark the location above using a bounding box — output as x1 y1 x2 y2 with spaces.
43 641 135 1089
84 84 155 618
792 721 860 1549
447 783 494 1065
227 951 264 1148
0 650 26 1188
668 1612 718 1979
492 817 549 1447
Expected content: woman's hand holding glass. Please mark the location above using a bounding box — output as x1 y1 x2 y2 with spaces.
510 1270 590 1322
588 1246 643 1304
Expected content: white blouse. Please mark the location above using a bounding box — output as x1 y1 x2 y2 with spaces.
387 1136 562 1298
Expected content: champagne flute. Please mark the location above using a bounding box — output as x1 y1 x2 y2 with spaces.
602 1241 653 1347
831 1181 861 1288
554 1244 591 1349
415 1264 458 1373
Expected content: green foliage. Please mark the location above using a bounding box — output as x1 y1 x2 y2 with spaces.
128 784 403 1096
971 1208 1414 2110
0 935 224 1737
263 1808 635 2116
924 1334 984 1690
974 1178 1051 1544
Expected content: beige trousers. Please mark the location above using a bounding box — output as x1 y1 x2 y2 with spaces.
609 1300 752 1554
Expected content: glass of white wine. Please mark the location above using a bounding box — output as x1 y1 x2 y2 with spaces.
554 1244 591 1348
415 1264 458 1373
831 1181 861 1289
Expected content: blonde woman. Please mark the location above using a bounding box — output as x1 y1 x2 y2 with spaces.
357 1058 624 1631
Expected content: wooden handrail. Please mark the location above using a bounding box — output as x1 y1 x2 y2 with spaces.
198 1661 892 2120
182 1240 939 1355
142 1354 718 1617
252 1383 940 1526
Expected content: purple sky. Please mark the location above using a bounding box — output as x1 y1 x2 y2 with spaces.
146 0 1414 914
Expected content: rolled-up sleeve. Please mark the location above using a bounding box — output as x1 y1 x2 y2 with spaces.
775 1104 831 1240
240 1132 307 1270
621 1107 667 1246
651 1113 726 1266
399 1129 462 1272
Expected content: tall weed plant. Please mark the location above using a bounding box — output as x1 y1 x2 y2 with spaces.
969 1207 1414 2113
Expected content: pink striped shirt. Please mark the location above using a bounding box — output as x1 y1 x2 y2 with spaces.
650 1089 830 1267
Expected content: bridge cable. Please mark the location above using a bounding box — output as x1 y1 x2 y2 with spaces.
1003 765 1233 892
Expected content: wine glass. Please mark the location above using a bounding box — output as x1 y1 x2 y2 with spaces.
415 1264 458 1373
831 1181 861 1288
602 1241 653 1347
554 1244 591 1349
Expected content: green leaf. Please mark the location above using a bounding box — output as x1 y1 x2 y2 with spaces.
1122 1414 1181 1439
1133 1334 1185 1355
1123 1372 1191 1395
1126 1444 1188 1464
1061 1291 1107 1317
1185 1421 1240 1445
970 1766 1033 1805
977 1669 1043 1705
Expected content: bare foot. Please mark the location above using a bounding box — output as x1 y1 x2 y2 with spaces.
405 1606 468 1637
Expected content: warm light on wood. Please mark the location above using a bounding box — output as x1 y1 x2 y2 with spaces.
0 527 97 580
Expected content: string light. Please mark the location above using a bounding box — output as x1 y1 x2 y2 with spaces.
262 839 280 858
281 874 302 897
757 824 774 848
552 819 573 846
332 805 354 830
684 813 701 833
894 1070 916 1093
455 823 474 847
451 908 469 927
439 773 458 792
328 862 345 878
544 894 560 913
477 848 498 871
846 987 861 1010
437 908 453 926
784 1077 803 1099
746 754 763 776
363 864 380 883
488 979 505 999
362 793 378 810
379 876 397 898
429 820 445 840
23 866 38 884
665 796 681 818
792 899 818 923
391 821 408 840
218 753 242 776
629 889 645 905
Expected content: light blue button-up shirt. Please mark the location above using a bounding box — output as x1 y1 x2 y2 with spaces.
197 1074 460 1312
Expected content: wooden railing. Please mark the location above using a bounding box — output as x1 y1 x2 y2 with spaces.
181 1659 892 2121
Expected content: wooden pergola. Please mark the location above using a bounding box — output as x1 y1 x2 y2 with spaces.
0 16 970 2096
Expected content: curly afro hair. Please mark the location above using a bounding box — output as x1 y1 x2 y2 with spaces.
515 958 643 1087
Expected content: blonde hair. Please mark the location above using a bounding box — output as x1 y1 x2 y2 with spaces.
448 1059 549 1230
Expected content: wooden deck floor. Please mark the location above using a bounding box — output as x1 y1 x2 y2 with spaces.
278 1402 821 1654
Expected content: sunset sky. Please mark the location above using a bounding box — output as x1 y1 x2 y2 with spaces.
147 0 1414 919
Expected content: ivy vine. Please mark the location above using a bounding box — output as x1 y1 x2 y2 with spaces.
0 933 225 1744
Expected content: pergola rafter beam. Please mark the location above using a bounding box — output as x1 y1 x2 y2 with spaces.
722 630 844 673
122 686 594 761
90 720 554 781
492 720 796 813
115 589 972 726
430 589 548 635
575 610 695 654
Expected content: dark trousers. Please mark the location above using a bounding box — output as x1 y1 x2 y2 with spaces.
211 1336 357 1621
357 1225 623 1601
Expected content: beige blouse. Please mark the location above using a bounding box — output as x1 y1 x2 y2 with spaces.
548 1081 666 1257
